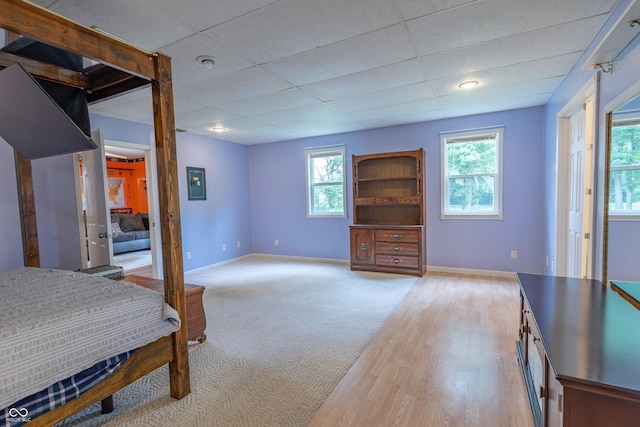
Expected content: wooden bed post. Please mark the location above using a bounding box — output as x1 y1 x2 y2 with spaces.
151 51 190 399
14 151 40 267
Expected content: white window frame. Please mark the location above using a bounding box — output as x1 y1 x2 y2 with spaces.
440 127 504 219
609 111 640 220
305 145 347 218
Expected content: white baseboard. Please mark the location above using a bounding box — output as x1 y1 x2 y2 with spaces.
426 265 517 279
185 253 349 276
184 254 253 275
250 253 349 265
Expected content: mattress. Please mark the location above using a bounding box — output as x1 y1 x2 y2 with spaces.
0 267 180 410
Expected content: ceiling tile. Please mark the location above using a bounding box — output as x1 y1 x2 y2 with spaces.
174 107 239 129
204 0 399 64
153 0 279 32
438 93 553 118
406 0 617 56
418 15 607 80
301 59 425 101
252 103 351 125
218 88 320 116
174 67 292 107
275 116 359 132
50 0 196 51
157 33 255 89
394 0 478 20
429 53 581 97
263 24 416 86
345 98 441 122
436 77 562 109
327 82 436 113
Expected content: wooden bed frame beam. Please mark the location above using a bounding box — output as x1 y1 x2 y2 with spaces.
152 51 190 399
0 0 155 79
1 0 191 417
29 336 174 426
13 152 39 268
0 50 89 88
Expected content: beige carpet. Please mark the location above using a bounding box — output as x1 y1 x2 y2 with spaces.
113 249 152 272
59 256 417 426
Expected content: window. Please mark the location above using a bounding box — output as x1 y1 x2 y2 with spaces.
610 113 640 218
305 146 346 218
441 127 503 219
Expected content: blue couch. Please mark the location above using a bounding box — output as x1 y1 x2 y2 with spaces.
110 212 150 254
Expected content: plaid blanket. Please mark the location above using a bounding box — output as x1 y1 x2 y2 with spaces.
1 350 134 426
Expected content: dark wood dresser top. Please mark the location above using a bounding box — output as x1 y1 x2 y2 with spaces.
517 273 640 393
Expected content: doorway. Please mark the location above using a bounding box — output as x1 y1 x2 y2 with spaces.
75 138 161 278
555 77 598 278
106 139 161 278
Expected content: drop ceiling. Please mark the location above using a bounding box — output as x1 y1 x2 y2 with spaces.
28 0 618 145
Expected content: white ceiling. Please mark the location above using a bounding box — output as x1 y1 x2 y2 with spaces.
32 0 618 145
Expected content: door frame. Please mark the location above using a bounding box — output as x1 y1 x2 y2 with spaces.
73 129 113 269
104 139 162 279
555 75 598 278
74 138 162 277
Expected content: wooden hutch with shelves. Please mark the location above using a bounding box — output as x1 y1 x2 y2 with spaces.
350 148 424 276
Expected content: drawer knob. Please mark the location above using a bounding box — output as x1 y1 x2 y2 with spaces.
393 258 402 264
393 246 401 251
360 243 367 250
391 234 403 239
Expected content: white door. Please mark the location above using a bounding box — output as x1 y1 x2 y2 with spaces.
555 78 596 278
567 106 586 278
82 128 113 267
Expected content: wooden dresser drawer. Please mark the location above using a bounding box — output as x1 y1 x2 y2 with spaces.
376 229 421 243
376 241 419 256
397 196 421 204
376 255 420 269
375 197 397 204
355 197 376 205
186 288 207 343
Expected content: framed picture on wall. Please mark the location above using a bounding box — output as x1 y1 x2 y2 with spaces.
107 177 126 208
187 167 206 201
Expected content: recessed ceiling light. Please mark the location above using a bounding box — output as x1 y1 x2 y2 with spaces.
458 80 479 89
210 126 227 133
196 55 216 70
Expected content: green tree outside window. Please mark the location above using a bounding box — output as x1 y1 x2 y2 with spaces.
441 127 503 218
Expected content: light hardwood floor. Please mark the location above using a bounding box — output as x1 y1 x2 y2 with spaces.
307 272 534 427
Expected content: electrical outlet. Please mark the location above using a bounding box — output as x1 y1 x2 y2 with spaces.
222 244 227 251
511 250 518 259
275 239 279 246
237 241 241 248
186 251 191 260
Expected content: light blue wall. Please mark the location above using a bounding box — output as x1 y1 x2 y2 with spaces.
543 0 640 280
250 107 544 273
0 135 81 270
2 107 545 274
93 115 253 271
0 115 252 272
177 131 253 270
